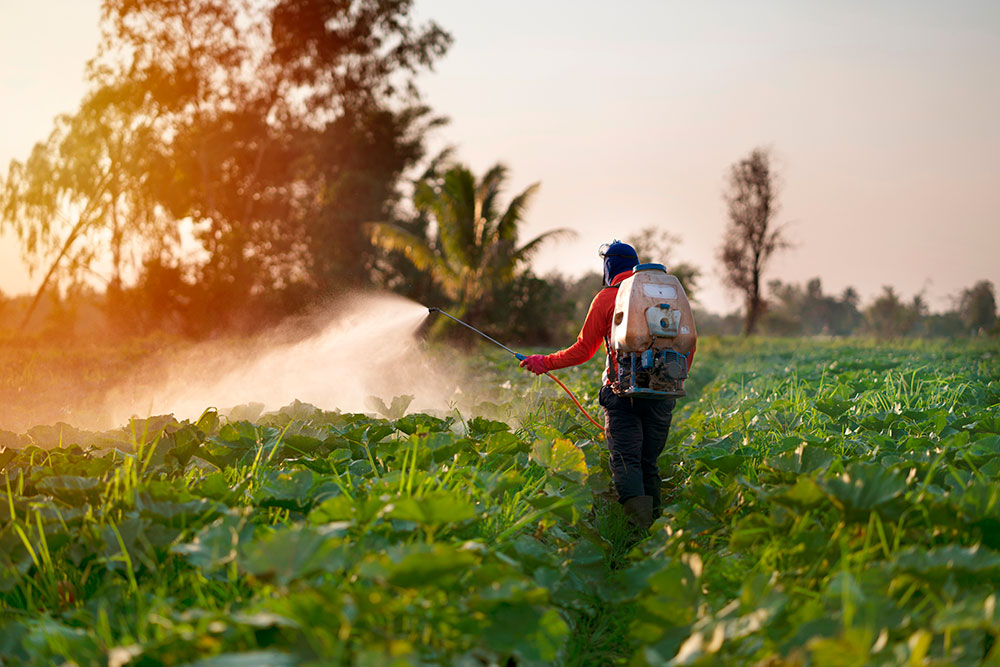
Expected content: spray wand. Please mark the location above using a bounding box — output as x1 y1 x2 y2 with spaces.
428 308 605 434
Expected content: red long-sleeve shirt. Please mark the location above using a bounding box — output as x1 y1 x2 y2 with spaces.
542 269 696 382
544 271 632 376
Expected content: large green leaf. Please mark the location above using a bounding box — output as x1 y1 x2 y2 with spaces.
308 495 356 524
278 434 326 457
366 394 414 420
384 543 478 588
252 469 314 511
482 603 568 664
196 408 222 435
135 493 225 528
888 545 1000 581
815 397 851 420
239 525 348 584
931 592 1000 631
0 448 16 473
766 444 836 475
194 471 245 502
393 413 453 436
200 422 284 468
415 431 477 464
35 475 100 502
529 438 587 485
26 423 88 449
385 492 477 525
21 617 99 666
467 417 510 437
818 462 907 519
309 495 385 525
695 433 739 456
767 476 826 508
226 403 265 423
698 453 744 474
484 431 529 455
347 459 375 478
162 424 205 467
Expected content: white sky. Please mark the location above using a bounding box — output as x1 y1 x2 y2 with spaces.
2 0 999 313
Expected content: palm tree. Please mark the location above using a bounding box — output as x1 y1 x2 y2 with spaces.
369 161 572 322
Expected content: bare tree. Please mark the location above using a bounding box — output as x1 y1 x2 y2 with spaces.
719 148 789 334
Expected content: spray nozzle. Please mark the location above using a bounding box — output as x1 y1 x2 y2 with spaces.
427 307 440 314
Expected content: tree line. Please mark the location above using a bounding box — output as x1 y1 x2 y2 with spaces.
710 148 997 339
698 278 997 339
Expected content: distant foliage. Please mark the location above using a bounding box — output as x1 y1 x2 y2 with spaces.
865 286 927 339
625 227 701 300
483 272 576 346
551 271 605 341
959 280 997 334
762 279 863 336
753 279 997 339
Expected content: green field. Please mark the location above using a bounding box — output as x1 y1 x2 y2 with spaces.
1 337 999 665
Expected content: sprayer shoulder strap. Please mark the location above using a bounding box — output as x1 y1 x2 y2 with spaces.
602 284 623 387
602 283 621 359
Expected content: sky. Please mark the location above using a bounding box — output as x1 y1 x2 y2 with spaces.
1 0 998 314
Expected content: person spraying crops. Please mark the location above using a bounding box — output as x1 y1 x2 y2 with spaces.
519 241 697 532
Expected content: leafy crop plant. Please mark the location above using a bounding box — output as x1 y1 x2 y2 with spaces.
0 337 998 665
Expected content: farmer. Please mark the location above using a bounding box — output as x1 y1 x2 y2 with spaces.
518 241 691 532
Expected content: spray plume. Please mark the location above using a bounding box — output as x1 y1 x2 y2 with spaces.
106 293 459 424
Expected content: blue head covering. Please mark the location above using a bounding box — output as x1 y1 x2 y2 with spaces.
601 241 639 286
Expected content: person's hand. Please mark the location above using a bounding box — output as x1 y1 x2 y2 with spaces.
519 354 548 375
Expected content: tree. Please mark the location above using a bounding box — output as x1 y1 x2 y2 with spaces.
865 286 920 339
719 148 789 335
95 0 449 329
368 162 572 328
265 0 452 293
625 227 701 300
3 0 452 335
838 287 865 335
0 87 163 330
925 310 965 337
958 280 997 334
484 271 575 345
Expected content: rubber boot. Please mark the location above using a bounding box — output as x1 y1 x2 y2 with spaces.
623 495 655 534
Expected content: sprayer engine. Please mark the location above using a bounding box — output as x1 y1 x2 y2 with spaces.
614 347 689 397
609 264 697 399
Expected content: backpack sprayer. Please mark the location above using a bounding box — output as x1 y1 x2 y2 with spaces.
427 308 605 433
607 263 697 398
427 263 697 428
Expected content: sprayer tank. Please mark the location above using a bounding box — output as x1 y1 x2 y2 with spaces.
610 264 696 354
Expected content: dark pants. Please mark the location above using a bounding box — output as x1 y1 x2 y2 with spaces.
598 385 675 509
